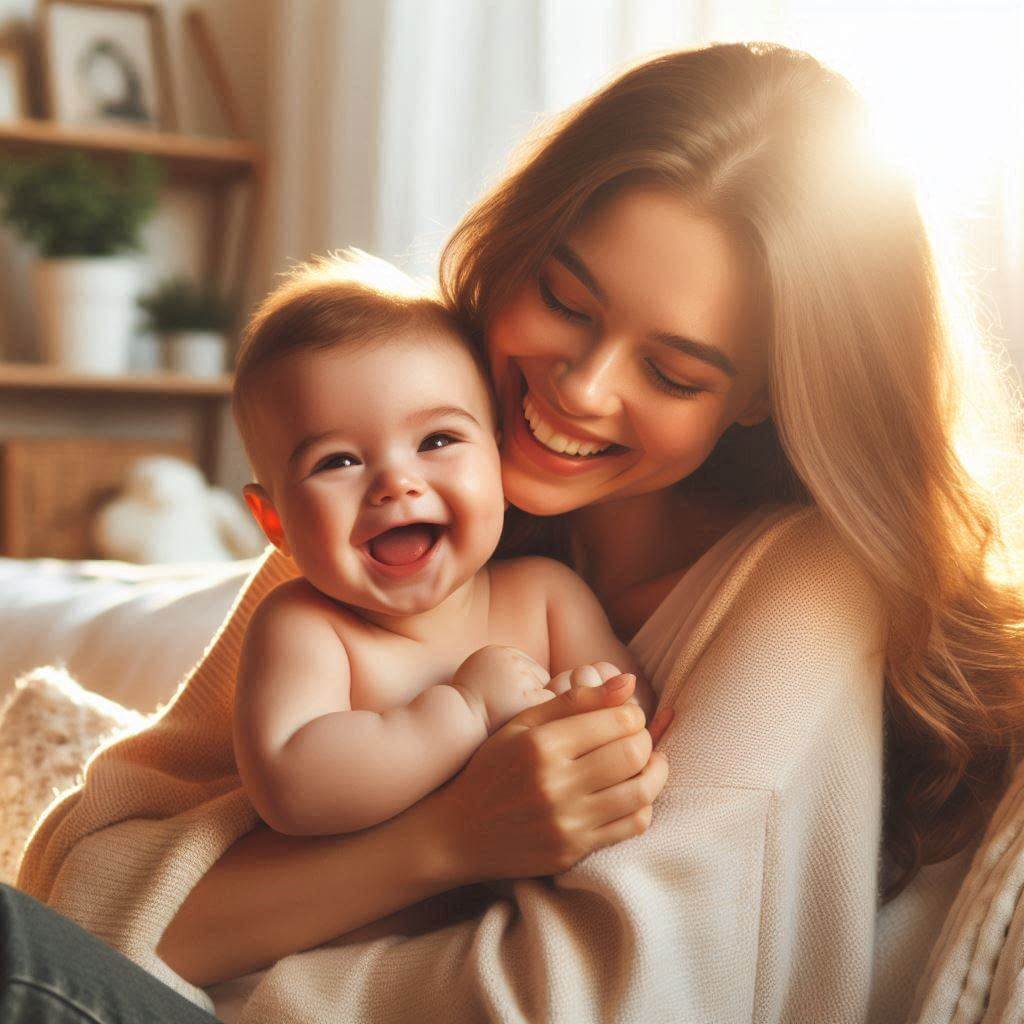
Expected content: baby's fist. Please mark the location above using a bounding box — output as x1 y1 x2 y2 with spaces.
452 645 553 734
547 661 623 696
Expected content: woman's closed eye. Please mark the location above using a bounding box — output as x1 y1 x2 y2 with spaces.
539 272 705 399
312 451 360 473
539 276 590 323
644 360 706 399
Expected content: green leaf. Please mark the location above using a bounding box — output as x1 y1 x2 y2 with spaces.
0 150 164 257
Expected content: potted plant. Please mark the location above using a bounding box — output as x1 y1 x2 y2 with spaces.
138 275 235 377
0 150 162 374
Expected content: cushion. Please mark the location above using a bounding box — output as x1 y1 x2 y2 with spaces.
0 666 146 886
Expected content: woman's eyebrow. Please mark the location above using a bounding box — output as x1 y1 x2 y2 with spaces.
651 331 738 378
553 243 738 378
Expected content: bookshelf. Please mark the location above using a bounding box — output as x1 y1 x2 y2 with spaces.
0 362 232 396
0 118 265 306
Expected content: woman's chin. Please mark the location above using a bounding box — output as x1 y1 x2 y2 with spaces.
501 467 597 517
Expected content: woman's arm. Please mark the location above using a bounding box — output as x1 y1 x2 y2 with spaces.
157 675 672 987
156 793 457 987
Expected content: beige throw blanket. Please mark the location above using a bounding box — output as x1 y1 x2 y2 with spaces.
17 506 966 1022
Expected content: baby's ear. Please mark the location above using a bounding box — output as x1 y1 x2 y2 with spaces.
242 483 290 555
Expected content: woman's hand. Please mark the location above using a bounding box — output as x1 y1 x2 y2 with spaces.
427 673 674 884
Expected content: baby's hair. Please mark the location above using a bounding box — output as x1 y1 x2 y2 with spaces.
232 249 493 475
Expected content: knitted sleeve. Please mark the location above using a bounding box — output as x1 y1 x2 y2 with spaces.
15 546 299 1012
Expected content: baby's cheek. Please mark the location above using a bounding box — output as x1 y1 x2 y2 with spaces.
453 459 506 533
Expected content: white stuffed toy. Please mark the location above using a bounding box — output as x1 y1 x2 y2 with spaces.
93 455 266 563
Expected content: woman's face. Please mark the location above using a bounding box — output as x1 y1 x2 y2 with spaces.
487 184 771 516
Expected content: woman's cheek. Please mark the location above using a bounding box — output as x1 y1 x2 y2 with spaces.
489 291 553 360
644 407 721 468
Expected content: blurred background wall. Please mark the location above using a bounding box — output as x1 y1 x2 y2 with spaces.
0 0 1020 502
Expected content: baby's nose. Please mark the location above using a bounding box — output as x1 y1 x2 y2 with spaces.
368 469 425 506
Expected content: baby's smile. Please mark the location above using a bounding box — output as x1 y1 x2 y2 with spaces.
360 522 448 580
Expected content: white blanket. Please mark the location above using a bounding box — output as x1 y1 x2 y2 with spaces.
0 556 254 711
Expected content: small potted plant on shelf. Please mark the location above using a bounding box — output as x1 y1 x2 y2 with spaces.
138 275 235 378
0 150 163 374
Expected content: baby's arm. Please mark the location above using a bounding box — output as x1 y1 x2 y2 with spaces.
535 558 658 720
233 581 488 837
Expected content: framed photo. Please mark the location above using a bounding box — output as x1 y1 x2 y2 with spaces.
39 0 177 132
0 34 30 122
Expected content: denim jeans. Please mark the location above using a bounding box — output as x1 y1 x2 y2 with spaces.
0 883 220 1023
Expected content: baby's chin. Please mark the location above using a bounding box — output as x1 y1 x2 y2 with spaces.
306 575 461 618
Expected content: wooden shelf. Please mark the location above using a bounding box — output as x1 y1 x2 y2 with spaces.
0 120 262 185
0 362 233 397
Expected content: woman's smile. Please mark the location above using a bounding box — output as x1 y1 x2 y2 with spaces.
504 362 634 479
522 394 613 457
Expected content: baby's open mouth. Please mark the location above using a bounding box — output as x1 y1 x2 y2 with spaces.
366 523 444 567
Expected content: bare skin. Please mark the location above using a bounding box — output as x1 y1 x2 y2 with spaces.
159 185 765 987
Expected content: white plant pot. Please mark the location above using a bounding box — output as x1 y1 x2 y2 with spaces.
166 330 227 378
33 257 141 374
131 334 162 373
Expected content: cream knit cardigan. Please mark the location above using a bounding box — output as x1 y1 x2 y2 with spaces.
17 506 953 1023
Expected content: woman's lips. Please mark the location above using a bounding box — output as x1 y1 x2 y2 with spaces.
506 369 630 478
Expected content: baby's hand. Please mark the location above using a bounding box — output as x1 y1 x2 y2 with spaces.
547 661 624 696
452 645 554 735
549 662 651 714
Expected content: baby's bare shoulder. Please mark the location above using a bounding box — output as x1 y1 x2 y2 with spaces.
248 577 359 643
488 555 578 596
237 579 351 705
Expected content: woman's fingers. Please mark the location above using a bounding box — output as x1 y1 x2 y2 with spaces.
648 706 675 747
568 724 653 797
438 672 673 881
583 804 654 858
501 672 639 742
583 750 670 844
540 683 654 762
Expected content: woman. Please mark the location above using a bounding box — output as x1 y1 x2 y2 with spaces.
10 40 1024 1023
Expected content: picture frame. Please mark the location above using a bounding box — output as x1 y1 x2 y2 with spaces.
0 33 30 122
39 0 177 132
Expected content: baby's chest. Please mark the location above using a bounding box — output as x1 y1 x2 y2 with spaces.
342 639 485 714
342 609 550 715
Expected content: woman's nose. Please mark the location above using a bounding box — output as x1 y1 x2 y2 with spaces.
367 467 426 506
550 344 623 420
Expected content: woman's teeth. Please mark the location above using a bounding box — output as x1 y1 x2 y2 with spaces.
522 393 612 457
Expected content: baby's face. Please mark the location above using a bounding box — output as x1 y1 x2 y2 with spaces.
246 330 505 616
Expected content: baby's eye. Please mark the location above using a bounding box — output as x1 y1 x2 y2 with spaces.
313 452 360 473
419 432 459 452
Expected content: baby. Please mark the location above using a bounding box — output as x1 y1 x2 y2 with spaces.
231 251 656 837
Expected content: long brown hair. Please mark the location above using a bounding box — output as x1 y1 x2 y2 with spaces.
440 42 1024 900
